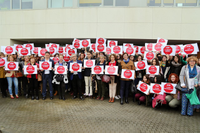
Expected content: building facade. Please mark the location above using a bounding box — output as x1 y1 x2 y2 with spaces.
0 0 200 57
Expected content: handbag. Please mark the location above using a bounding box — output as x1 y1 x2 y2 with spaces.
130 80 137 93
55 74 64 82
186 88 200 105
15 72 23 78
101 75 111 83
175 83 188 93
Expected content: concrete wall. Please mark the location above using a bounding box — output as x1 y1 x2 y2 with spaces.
0 7 200 47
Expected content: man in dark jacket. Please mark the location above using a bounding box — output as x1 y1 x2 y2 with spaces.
68 53 84 100
41 51 54 100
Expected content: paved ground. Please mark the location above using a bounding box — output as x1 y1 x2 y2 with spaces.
0 94 200 133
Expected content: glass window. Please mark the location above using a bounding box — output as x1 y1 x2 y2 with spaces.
48 0 63 8
64 0 73 7
147 0 161 6
12 0 20 9
164 0 174 6
21 0 32 9
104 0 113 6
115 0 129 6
79 0 102 7
176 0 197 7
0 0 10 10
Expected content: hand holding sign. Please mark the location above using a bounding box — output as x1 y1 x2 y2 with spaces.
121 69 135 79
84 60 95 68
70 63 82 72
55 66 67 74
91 66 104 74
105 66 118 75
150 83 163 95
24 65 37 74
146 65 159 75
137 81 150 95
5 62 19 71
39 61 52 70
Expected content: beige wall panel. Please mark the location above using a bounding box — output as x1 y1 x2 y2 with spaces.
97 23 124 38
152 23 181 39
181 8 200 24
45 24 64 38
152 8 182 24
97 8 125 23
180 24 200 40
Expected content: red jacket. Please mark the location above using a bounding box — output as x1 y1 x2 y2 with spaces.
26 63 39 79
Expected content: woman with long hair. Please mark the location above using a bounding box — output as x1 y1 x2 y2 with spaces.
165 73 181 108
5 55 19 99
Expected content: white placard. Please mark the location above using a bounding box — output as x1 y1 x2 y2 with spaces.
138 46 145 55
1 46 5 53
182 43 198 55
18 48 31 56
0 57 7 67
137 81 150 95
121 69 135 80
124 46 136 56
55 66 67 74
123 43 134 51
150 83 164 95
5 62 19 71
39 61 52 70
32 47 40 54
105 65 118 75
24 43 34 51
175 44 183 54
144 51 155 60
70 63 82 72
157 38 168 45
96 37 106 45
134 60 147 71
47 47 57 55
58 47 64 54
14 44 24 52
49 43 59 51
80 39 91 48
90 43 96 52
91 66 104 75
145 43 155 51
24 65 37 74
38 48 48 57
73 39 82 49
161 82 177 94
67 49 77 56
161 45 176 56
107 40 118 48
96 44 106 52
84 59 95 68
146 65 159 75
153 43 165 52
4 46 15 55
111 46 122 55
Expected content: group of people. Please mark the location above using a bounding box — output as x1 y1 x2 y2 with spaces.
1 45 200 117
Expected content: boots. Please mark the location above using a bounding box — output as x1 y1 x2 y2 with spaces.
125 98 129 104
120 98 123 105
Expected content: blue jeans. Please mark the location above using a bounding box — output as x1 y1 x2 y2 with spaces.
120 80 131 100
181 88 194 116
42 74 53 97
7 77 18 95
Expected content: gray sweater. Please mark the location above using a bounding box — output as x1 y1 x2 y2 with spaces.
179 65 200 90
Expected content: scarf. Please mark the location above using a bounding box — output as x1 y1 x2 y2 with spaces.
171 61 181 67
109 61 116 66
188 64 197 78
123 59 129 64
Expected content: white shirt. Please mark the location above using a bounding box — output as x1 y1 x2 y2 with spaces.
44 59 50 74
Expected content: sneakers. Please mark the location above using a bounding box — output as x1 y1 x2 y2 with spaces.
115 95 121 99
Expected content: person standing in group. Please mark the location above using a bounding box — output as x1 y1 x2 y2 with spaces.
53 54 68 100
96 55 107 101
68 54 84 100
108 54 119 103
83 51 93 98
120 53 135 105
0 53 7 98
26 57 40 100
5 55 19 99
179 56 200 116
18 56 30 98
41 51 54 100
